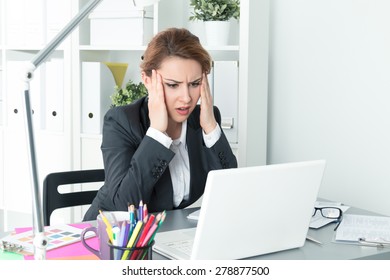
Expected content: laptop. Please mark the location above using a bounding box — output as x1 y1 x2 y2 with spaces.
153 160 326 260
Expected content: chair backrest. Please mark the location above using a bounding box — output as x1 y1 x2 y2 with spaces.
43 169 105 226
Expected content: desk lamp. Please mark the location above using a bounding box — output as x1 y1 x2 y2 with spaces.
22 0 160 260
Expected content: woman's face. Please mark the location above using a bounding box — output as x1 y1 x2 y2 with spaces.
154 56 202 124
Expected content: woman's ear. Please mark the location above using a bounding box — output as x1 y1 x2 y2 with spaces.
141 71 149 84
141 71 151 91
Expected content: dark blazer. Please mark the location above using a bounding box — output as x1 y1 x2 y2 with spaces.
83 96 237 220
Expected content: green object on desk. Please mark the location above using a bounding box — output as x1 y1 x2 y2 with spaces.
0 250 24 260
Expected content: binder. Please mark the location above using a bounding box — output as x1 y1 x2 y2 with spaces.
0 68 3 126
5 0 25 45
3 61 42 215
44 59 64 132
212 61 239 144
24 0 45 46
6 61 42 129
5 0 44 46
46 0 71 43
81 62 116 134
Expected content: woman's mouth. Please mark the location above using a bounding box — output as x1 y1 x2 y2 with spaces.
176 106 190 115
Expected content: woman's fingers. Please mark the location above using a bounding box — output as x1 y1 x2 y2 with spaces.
148 70 168 133
200 73 217 134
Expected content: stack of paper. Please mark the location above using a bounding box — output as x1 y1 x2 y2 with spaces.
335 214 390 246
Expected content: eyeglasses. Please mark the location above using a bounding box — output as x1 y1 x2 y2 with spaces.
312 207 343 231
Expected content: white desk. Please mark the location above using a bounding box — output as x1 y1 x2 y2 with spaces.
153 206 390 260
1 205 389 260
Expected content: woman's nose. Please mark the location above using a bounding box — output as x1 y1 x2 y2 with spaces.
180 87 192 103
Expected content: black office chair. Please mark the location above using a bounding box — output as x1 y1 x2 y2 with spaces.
43 169 105 226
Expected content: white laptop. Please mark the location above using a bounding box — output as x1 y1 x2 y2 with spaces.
153 160 326 260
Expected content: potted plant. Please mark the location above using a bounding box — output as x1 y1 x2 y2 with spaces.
189 0 240 46
110 79 148 107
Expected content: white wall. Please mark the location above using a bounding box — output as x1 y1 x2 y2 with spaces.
268 0 390 215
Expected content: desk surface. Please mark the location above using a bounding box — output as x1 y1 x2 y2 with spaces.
153 206 390 260
1 205 389 260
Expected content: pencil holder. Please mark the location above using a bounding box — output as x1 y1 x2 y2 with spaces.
108 240 154 260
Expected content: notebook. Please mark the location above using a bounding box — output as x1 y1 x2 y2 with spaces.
153 160 326 260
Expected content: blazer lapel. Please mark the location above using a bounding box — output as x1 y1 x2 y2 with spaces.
184 124 206 205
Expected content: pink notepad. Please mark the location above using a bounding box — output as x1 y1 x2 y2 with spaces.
14 223 99 260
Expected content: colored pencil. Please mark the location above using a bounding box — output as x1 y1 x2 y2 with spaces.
130 214 155 260
138 200 144 221
121 220 143 260
99 210 113 243
138 212 164 260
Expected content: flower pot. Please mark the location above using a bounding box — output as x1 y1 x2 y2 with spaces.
204 21 230 46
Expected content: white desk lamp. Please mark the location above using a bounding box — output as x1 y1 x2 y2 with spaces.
22 0 160 260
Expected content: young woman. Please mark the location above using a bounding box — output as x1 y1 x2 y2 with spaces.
84 28 237 220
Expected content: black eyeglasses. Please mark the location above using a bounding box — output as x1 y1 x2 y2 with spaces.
312 207 343 231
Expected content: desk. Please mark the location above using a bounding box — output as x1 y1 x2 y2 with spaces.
153 207 390 260
1 206 390 260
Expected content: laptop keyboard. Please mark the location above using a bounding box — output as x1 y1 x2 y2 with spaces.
164 239 194 255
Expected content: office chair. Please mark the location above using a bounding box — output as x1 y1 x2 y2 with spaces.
43 169 105 226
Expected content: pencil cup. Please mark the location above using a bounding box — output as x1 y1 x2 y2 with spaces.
108 240 154 260
81 211 129 260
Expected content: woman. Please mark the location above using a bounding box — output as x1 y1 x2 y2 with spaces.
84 28 237 220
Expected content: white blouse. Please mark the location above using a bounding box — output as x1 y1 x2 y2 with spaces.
146 120 221 206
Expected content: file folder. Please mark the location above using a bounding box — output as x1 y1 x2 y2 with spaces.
45 59 64 132
24 0 45 46
5 0 45 46
0 68 3 126
213 61 239 144
81 62 116 134
6 61 42 129
46 0 71 43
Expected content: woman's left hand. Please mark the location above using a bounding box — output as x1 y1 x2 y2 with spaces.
200 73 217 134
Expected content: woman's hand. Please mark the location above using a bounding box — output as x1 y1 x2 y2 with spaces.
200 73 217 134
147 70 168 133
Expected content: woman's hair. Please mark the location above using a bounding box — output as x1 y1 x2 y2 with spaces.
140 28 212 77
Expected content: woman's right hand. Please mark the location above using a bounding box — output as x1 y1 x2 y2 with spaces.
147 69 168 133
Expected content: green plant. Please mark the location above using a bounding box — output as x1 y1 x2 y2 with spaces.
110 80 148 107
189 0 240 21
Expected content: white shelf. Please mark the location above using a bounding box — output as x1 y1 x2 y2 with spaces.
0 0 269 227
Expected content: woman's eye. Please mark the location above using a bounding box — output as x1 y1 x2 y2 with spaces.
166 83 178 88
190 82 201 88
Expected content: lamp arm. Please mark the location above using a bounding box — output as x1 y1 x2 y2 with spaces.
22 0 103 260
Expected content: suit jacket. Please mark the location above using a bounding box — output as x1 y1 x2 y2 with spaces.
83 96 237 220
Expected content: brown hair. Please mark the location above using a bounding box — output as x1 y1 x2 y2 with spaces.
140 28 212 77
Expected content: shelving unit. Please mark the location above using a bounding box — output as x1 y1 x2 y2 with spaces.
0 0 269 228
0 0 73 229
0 0 4 213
